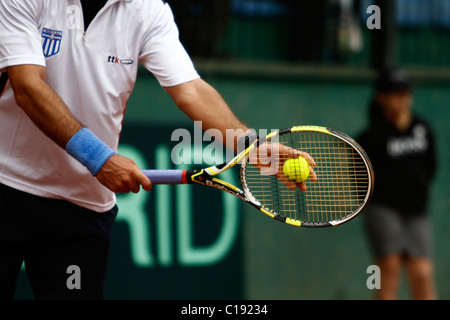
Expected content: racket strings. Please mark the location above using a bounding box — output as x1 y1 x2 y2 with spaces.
243 131 370 224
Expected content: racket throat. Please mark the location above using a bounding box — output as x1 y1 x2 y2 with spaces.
185 169 207 185
187 169 249 202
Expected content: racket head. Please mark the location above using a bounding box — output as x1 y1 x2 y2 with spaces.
241 126 374 228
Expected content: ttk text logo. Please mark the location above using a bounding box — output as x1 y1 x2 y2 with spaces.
107 56 134 65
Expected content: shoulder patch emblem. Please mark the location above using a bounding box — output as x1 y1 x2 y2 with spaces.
42 28 63 58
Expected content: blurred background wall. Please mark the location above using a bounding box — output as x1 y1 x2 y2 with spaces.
15 0 450 300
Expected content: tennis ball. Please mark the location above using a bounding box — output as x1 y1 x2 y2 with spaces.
283 157 310 183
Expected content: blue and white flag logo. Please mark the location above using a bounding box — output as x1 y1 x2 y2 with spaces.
42 28 63 58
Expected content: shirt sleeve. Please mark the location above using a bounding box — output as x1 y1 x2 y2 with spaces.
138 1 200 87
0 0 45 72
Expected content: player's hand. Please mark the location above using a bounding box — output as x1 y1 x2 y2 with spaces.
277 145 317 192
249 142 317 192
95 154 152 193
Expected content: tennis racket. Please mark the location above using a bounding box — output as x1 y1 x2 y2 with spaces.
142 125 374 228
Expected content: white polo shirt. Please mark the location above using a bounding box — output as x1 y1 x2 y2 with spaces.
0 0 200 212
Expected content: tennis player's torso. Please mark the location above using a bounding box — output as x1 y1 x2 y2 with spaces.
39 0 142 129
0 0 198 212
0 0 147 212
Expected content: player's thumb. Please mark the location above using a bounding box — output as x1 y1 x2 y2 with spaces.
137 171 152 191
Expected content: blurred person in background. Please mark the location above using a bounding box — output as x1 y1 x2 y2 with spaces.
358 69 437 300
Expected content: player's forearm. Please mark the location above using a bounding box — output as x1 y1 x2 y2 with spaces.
7 65 83 148
8 65 120 177
165 79 249 152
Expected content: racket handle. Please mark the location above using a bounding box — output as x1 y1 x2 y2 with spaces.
142 170 187 185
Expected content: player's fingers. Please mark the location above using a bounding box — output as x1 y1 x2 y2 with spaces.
278 145 316 167
136 171 152 192
309 167 318 182
120 177 139 194
278 144 300 158
285 181 297 191
295 167 317 191
276 172 297 191
297 182 307 192
297 151 316 167
118 171 151 194
129 184 140 194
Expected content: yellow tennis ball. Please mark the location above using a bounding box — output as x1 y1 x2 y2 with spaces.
283 157 310 183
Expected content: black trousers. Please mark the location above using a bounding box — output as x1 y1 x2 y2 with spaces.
0 183 117 300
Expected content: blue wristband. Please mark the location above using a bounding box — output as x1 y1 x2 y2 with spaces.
65 128 116 176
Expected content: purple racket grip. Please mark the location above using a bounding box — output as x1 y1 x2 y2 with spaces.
142 170 187 185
